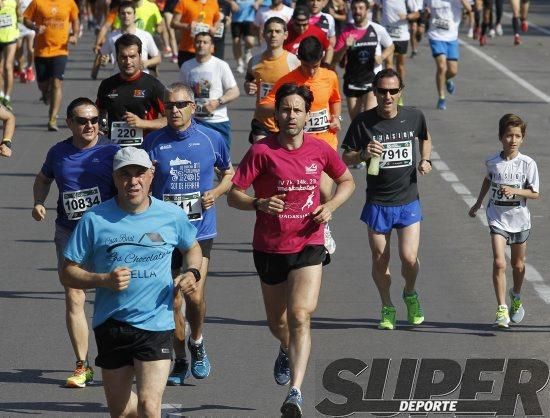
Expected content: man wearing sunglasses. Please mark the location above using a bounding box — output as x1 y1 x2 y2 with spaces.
341 68 433 331
283 6 331 63
142 82 234 385
31 97 119 388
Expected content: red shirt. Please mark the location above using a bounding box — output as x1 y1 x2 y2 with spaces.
232 134 347 254
284 23 330 55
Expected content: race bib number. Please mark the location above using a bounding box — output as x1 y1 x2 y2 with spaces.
387 25 402 38
490 182 521 206
0 15 13 28
110 121 143 146
432 17 450 30
380 140 412 168
194 98 213 118
259 81 274 99
163 192 203 220
63 187 101 220
191 22 211 37
213 23 224 38
305 108 329 133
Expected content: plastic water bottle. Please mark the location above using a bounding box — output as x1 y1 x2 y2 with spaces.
368 155 380 176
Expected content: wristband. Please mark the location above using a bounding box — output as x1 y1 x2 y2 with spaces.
1 139 11 149
183 267 201 282
420 159 432 166
34 200 44 206
252 198 260 210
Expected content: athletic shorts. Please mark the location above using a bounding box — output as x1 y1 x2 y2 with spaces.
343 82 373 98
231 21 254 38
429 39 459 61
177 50 195 68
94 318 173 369
163 0 179 13
393 40 409 55
0 40 16 53
172 238 213 270
253 245 329 286
490 225 530 245
195 119 232 149
34 56 68 82
361 199 423 234
249 118 276 144
54 223 73 272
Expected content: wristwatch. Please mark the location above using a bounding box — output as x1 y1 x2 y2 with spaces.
420 159 432 166
1 139 11 149
183 268 201 282
217 98 224 106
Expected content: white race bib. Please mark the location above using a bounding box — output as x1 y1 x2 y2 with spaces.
63 187 102 220
490 182 521 206
305 108 329 133
259 81 274 99
432 17 450 30
380 140 412 168
0 15 13 28
213 23 224 38
194 98 213 118
191 22 211 37
387 25 402 38
163 192 203 220
110 121 143 146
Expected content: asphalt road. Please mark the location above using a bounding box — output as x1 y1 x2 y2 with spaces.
1 1 550 416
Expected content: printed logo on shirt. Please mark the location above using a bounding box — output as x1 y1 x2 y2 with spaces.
160 144 172 150
305 163 318 175
92 158 100 163
170 157 192 166
188 142 201 148
369 32 376 37
107 90 118 99
133 89 146 98
106 232 168 251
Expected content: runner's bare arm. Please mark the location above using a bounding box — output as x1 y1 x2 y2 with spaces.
202 166 235 210
312 169 355 223
418 131 432 175
174 241 203 295
228 186 286 213
61 261 131 291
469 177 490 217
123 111 167 130
32 172 53 221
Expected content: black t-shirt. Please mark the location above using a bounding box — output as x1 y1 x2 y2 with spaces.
342 106 428 206
344 25 379 87
96 72 166 143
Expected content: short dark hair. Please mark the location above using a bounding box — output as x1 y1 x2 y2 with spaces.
292 5 310 20
498 113 526 139
118 1 136 13
115 33 142 56
372 68 404 90
66 97 97 118
195 31 214 43
264 16 287 32
297 36 324 62
350 0 370 8
275 83 314 113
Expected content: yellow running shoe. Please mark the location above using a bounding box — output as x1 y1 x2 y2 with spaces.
66 361 94 388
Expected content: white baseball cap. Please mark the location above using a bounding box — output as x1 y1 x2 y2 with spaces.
113 147 153 171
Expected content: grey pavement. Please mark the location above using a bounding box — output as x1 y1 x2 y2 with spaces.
1 1 550 416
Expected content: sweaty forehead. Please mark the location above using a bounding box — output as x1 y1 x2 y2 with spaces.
73 104 98 117
378 76 400 88
168 90 192 102
280 94 306 110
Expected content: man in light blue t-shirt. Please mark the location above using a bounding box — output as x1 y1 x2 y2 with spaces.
61 147 203 417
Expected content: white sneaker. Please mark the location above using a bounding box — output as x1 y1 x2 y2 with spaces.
324 224 336 255
489 28 496 38
244 49 253 64
236 59 245 74
495 23 503 36
467 27 474 38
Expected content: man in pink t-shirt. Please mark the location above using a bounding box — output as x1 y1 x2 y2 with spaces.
228 82 354 417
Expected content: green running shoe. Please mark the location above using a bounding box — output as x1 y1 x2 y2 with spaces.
65 361 94 388
509 290 525 323
378 306 396 330
403 291 425 325
494 305 510 328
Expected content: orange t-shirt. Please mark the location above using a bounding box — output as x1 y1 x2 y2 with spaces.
23 0 79 57
260 67 342 149
174 0 220 53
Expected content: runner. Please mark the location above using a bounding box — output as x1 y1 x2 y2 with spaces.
31 97 119 387
23 0 80 131
99 1 161 75
245 16 300 143
0 0 20 110
307 0 337 63
509 0 529 45
227 83 355 417
142 82 234 385
254 0 294 36
171 0 221 67
0 104 15 157
423 0 471 110
61 146 203 416
231 0 262 74
341 68 433 331
469 114 539 328
160 0 180 63
96 34 166 147
179 32 239 148
283 6 330 62
15 0 35 83
213 0 231 60
332 0 393 120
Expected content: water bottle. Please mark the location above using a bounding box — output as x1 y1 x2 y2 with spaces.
368 155 380 176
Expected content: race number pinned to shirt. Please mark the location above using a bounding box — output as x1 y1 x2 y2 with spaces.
163 192 203 220
259 81 274 99
194 98 213 118
490 182 521 206
191 22 211 37
213 23 224 38
63 187 102 220
305 108 329 133
432 17 450 30
0 15 13 28
380 140 412 168
110 121 143 146
387 25 402 38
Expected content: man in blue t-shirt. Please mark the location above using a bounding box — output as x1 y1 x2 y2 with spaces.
142 82 234 384
61 147 203 417
31 97 119 389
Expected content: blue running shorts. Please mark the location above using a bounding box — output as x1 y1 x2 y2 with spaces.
361 199 423 234
429 39 460 61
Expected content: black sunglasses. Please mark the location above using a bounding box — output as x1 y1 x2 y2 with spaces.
164 101 194 109
73 116 99 125
376 87 401 96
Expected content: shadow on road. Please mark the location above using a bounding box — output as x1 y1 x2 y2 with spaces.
0 401 108 415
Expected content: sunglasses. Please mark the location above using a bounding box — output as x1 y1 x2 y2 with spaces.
376 87 401 96
294 20 309 27
73 116 99 125
164 101 194 109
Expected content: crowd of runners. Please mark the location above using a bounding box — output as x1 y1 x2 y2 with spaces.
0 0 540 416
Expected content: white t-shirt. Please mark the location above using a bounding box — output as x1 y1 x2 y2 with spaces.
254 5 294 28
377 0 419 41
310 12 336 38
101 28 159 75
485 152 539 232
424 0 463 41
179 56 237 123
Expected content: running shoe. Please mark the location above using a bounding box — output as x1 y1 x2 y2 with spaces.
495 23 503 36
509 289 525 324
244 50 253 64
494 305 510 328
403 291 425 325
236 59 245 75
467 27 474 38
187 339 211 379
489 28 496 38
167 359 191 386
378 306 396 330
163 46 173 58
521 19 528 33
437 98 446 110
274 346 291 386
446 79 455 95
171 54 178 64
65 361 94 388
48 117 59 132
324 224 336 255
281 387 303 418
514 34 522 46
26 67 35 82
410 49 418 58
479 34 487 46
